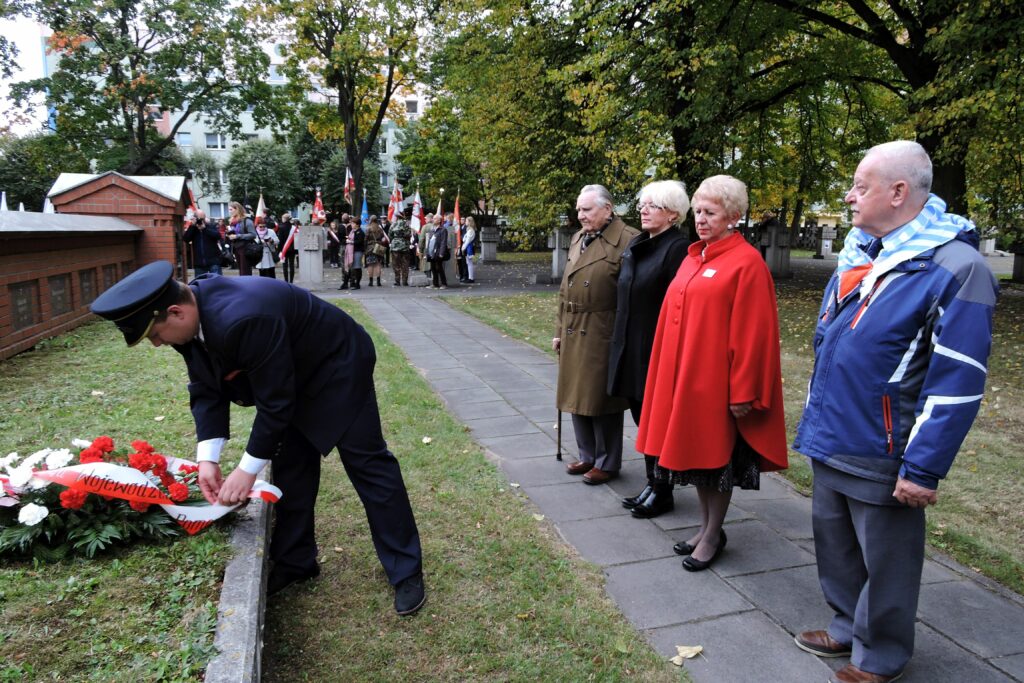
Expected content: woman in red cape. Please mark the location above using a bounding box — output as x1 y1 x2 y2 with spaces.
636 175 788 571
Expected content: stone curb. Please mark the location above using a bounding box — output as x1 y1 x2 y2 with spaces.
204 496 272 683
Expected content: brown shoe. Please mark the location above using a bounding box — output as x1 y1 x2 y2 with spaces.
566 460 593 475
794 630 852 658
582 467 618 485
832 663 903 683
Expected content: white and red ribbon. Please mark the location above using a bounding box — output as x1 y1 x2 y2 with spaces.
13 458 281 536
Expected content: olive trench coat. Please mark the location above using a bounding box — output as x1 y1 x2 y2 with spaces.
556 216 640 416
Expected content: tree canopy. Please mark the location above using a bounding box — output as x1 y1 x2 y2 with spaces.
225 139 302 213
10 0 271 175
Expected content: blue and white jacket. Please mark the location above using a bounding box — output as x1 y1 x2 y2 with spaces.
793 231 998 490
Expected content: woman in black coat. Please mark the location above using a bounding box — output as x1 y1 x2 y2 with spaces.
608 179 691 519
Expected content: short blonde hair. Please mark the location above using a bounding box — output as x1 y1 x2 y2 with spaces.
638 180 690 226
693 175 748 219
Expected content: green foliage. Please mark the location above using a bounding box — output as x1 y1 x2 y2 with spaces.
185 148 222 201
11 0 271 175
319 145 384 215
252 0 424 212
226 138 303 212
0 133 90 211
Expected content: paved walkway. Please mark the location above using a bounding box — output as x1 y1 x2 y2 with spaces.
313 257 1024 682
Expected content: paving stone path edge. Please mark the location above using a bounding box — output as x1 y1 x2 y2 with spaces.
204 495 272 683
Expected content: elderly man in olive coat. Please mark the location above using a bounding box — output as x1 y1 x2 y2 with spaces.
552 184 640 484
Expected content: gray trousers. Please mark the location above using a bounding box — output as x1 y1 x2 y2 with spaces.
812 461 925 676
571 412 623 472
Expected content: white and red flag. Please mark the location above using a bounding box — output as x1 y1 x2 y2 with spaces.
255 193 267 225
409 189 425 234
312 188 326 225
343 167 355 205
453 189 462 251
386 179 404 222
184 186 198 227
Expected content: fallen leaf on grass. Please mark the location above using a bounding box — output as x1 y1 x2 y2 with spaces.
516 610 535 620
333 547 343 553
532 513 545 521
422 436 433 444
91 390 105 397
614 637 630 654
154 416 165 422
510 483 520 488
669 645 703 666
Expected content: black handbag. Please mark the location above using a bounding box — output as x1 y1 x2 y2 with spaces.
243 239 264 262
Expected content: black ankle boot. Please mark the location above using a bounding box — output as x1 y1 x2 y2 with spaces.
622 485 653 509
377 276 382 286
352 269 361 289
631 491 674 518
339 272 349 290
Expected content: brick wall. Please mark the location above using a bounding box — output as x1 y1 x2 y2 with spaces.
0 232 139 360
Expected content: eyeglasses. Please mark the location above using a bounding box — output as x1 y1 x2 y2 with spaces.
637 203 664 212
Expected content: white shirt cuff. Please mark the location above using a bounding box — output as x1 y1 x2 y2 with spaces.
196 438 227 463
238 453 270 475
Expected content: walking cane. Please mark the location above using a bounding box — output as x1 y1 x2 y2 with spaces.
556 409 562 461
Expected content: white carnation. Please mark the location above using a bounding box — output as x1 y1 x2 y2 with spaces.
7 465 34 488
0 452 19 469
45 449 74 470
23 449 51 469
71 439 92 449
18 502 49 526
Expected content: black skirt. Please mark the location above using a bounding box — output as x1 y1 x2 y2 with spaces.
655 433 761 492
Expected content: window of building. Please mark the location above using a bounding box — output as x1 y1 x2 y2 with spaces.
218 169 228 185
79 269 97 305
209 202 229 219
9 280 40 330
48 274 72 316
405 99 418 114
121 261 133 277
269 65 284 82
102 264 118 291
244 134 258 143
379 137 389 154
380 171 389 187
176 132 192 147
205 133 227 150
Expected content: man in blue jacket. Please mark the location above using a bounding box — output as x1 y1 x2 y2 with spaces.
90 263 426 615
792 141 997 683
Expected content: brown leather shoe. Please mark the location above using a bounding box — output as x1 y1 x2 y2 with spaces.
794 630 852 657
566 460 593 475
832 663 903 683
582 467 618 485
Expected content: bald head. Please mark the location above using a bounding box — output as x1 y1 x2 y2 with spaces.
846 141 933 237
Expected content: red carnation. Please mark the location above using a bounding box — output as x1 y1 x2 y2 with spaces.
150 454 167 476
131 439 155 454
79 447 104 464
178 463 199 475
160 472 177 488
92 436 115 453
129 500 151 513
168 482 189 502
60 488 89 510
129 452 153 473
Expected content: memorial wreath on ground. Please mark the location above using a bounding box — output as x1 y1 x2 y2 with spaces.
0 436 281 561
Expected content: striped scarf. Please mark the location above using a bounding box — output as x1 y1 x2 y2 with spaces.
836 194 975 300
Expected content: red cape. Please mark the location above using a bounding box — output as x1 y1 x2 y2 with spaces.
636 231 788 472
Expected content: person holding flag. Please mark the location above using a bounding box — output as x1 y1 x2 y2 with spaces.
409 189 425 271
276 213 298 283
344 167 355 206
389 207 414 286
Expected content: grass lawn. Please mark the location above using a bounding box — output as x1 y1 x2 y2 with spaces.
261 300 681 681
447 285 1024 596
0 323 250 681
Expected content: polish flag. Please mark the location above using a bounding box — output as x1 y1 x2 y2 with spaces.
344 167 355 205
410 190 425 234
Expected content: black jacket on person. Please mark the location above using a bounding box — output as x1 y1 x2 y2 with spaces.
352 226 366 252
183 219 223 268
607 228 689 401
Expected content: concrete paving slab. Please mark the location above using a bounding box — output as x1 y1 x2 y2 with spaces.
449 399 520 421
921 558 961 585
730 496 815 540
479 432 564 460
499 388 557 409
651 496 754 531
905 622 1015 683
497 453 580 487
726 564 835 634
731 473 800 500
991 652 1024 681
645 611 836 683
701 519 817 578
605 556 754 629
439 385 504 405
520 481 624 522
557 515 678 566
464 414 542 439
918 580 1024 658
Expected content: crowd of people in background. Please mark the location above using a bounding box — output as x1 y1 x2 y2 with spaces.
183 201 479 289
